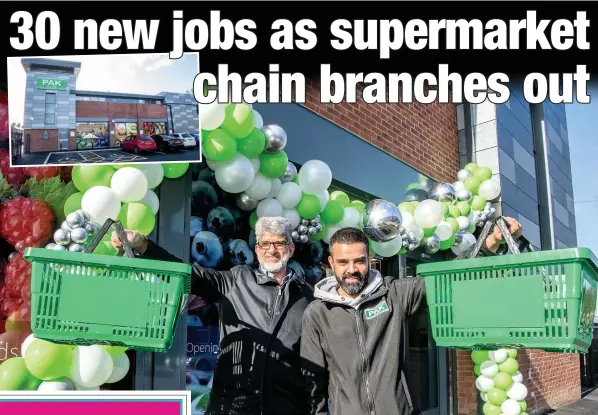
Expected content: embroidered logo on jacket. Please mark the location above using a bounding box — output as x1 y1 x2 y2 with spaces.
364 300 389 319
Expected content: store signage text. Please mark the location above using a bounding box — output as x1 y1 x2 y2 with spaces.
36 78 67 90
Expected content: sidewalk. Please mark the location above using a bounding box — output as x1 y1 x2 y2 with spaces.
549 388 598 414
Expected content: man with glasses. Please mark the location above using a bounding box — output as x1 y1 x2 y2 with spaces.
111 216 314 415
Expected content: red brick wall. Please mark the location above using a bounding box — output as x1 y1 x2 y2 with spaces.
26 129 58 152
301 78 459 183
75 102 167 123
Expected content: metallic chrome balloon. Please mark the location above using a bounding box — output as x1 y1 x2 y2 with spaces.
70 227 88 244
298 224 308 234
456 188 472 202
399 226 406 234
457 169 472 182
262 124 288 153
75 209 90 223
403 188 429 202
454 231 464 245
490 207 496 215
292 231 300 241
299 234 309 243
300 219 309 227
424 234 441 254
308 226 317 235
408 243 418 251
402 239 409 248
362 199 402 242
61 221 73 231
68 243 85 252
45 243 57 249
429 183 456 202
280 162 298 183
52 244 68 251
66 211 86 229
315 223 323 232
54 229 71 246
310 216 320 226
84 222 100 237
236 193 260 211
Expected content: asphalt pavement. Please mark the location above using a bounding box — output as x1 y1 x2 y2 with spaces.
549 388 598 414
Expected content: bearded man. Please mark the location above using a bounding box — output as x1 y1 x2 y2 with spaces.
111 216 314 415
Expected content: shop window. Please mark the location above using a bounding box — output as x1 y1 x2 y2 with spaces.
143 122 166 136
76 121 108 149
45 93 56 125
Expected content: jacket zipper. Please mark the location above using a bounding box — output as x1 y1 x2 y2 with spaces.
355 310 375 415
273 284 283 318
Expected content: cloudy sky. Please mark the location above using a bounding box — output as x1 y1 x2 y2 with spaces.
6 52 199 124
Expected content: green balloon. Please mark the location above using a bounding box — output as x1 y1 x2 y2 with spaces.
64 192 84 217
487 387 507 406
464 162 479 174
292 175 299 184
482 402 501 415
471 350 490 364
348 200 365 213
221 103 255 139
520 413 529 415
102 345 128 357
321 200 344 225
308 224 326 242
236 128 266 158
72 165 115 192
249 211 258 229
163 163 189 179
498 358 519 375
398 202 415 215
474 364 482 376
474 166 493 181
259 151 289 178
493 371 513 391
441 203 449 217
24 339 73 381
439 234 456 250
508 349 518 359
0 357 42 390
296 194 322 220
117 202 156 236
457 201 471 216
519 401 527 411
446 217 459 233
448 205 461 218
202 129 237 162
464 177 482 194
368 241 376 257
423 227 436 237
471 195 486 211
330 191 350 207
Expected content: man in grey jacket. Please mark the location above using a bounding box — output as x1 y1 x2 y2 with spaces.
112 216 314 415
300 220 521 415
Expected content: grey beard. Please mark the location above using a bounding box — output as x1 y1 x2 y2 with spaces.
260 253 290 273
338 274 366 295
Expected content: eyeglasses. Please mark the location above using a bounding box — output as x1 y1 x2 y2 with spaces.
258 241 288 250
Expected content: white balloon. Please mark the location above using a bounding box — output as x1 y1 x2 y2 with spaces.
214 153 255 193
316 190 329 213
256 198 284 218
480 361 499 378
475 375 494 393
489 349 508 363
282 208 301 229
453 181 465 191
478 178 502 201
70 345 114 388
38 378 75 391
20 334 36 357
414 200 444 229
140 189 160 215
249 157 260 174
105 353 130 384
245 173 272 200
337 207 361 228
275 182 303 208
322 224 342 245
298 160 332 195
134 164 164 190
81 186 121 226
480 392 488 402
76 384 100 390
253 109 264 129
511 371 523 384
506 383 528 401
435 221 453 241
198 102 226 130
501 398 522 415
206 158 224 171
372 237 403 257
110 167 148 202
266 178 282 199
456 216 470 232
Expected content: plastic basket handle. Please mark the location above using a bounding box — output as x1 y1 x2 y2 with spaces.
466 216 533 259
84 218 136 258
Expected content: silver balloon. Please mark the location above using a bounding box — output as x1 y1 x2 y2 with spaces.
70 227 88 244
399 226 406 234
84 222 100 237
454 231 464 245
45 243 57 249
408 231 416 241
456 188 472 202
408 243 418 251
315 223 323 232
61 221 72 231
429 183 455 202
54 229 71 246
300 219 309 226
404 188 429 202
362 199 402 242
490 207 496 215
424 234 441 254
52 244 68 251
236 193 260 211
308 226 317 235
280 162 298 183
299 234 309 243
457 169 472 182
75 209 90 223
68 243 85 252
402 233 409 241
402 239 409 248
66 211 86 229
291 231 300 241
310 216 320 226
262 124 288 153
298 224 308 234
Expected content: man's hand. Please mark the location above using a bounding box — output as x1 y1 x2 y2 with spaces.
485 217 522 253
111 230 148 255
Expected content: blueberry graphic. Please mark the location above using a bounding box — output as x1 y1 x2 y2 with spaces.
287 260 305 281
221 204 243 225
226 239 255 266
207 207 236 240
304 264 325 287
198 167 217 187
192 180 219 217
192 162 207 181
310 241 324 264
191 231 223 268
190 216 205 237
248 230 256 250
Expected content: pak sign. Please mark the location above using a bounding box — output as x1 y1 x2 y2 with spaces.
36 78 67 90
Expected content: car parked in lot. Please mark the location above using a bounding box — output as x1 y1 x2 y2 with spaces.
121 134 157 154
152 134 184 152
171 133 197 148
189 133 200 146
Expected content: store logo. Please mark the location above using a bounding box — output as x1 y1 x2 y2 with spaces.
364 300 389 320
37 77 67 90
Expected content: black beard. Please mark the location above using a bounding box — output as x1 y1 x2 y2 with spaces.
337 272 366 295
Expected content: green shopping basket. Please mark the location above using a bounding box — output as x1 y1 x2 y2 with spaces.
23 219 192 353
416 217 598 353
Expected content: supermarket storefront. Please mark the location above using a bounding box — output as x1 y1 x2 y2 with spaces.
19 58 199 153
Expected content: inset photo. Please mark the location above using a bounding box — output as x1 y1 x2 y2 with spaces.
6 52 202 167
